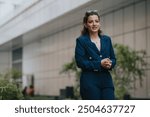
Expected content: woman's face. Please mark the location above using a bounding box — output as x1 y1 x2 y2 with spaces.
85 15 100 34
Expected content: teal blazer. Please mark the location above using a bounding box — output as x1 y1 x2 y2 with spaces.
75 34 116 90
75 34 116 72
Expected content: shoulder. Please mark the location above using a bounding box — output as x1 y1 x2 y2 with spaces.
76 34 89 42
100 34 112 43
100 34 111 40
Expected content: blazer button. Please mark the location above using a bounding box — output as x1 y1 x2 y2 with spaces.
89 57 92 59
94 69 98 72
100 55 102 57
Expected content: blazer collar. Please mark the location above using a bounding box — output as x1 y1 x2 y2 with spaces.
83 34 105 54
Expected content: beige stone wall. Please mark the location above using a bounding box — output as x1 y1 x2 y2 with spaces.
23 25 80 96
22 0 150 98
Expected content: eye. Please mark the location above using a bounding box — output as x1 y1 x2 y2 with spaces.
95 20 100 23
87 20 93 24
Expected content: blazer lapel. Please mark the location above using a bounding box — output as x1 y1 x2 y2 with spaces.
100 35 108 55
84 35 100 54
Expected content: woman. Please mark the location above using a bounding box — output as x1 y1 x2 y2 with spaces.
75 10 116 100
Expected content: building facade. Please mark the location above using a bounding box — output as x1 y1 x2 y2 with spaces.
0 0 150 98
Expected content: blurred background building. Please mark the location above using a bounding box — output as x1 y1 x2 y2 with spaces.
0 0 150 98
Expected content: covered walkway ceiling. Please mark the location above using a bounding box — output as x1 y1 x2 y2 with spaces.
0 0 26 5
0 0 33 21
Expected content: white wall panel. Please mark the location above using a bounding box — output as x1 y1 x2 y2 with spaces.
103 13 113 36
147 28 150 56
135 1 146 30
114 9 123 35
100 16 105 33
135 30 146 51
124 32 134 49
23 24 78 95
147 0 150 27
124 6 134 33
113 35 123 44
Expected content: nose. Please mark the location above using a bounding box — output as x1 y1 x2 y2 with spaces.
93 21 96 25
93 21 97 26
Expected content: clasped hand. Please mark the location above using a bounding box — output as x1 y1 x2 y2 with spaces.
101 58 112 69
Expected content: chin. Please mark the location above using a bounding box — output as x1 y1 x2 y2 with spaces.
91 30 98 33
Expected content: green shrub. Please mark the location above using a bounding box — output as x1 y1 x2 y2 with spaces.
111 44 147 99
0 69 24 100
0 79 24 100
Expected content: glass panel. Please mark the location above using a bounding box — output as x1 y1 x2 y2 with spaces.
12 47 22 61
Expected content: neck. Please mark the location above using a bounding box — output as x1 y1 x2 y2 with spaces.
89 32 99 40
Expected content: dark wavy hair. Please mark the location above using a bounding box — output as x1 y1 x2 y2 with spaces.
81 10 102 35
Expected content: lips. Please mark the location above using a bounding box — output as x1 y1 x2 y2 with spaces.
92 27 98 30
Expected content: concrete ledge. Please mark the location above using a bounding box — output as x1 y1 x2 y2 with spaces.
0 0 92 45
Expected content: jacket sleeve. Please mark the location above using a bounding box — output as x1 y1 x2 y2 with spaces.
75 38 102 71
109 37 116 69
